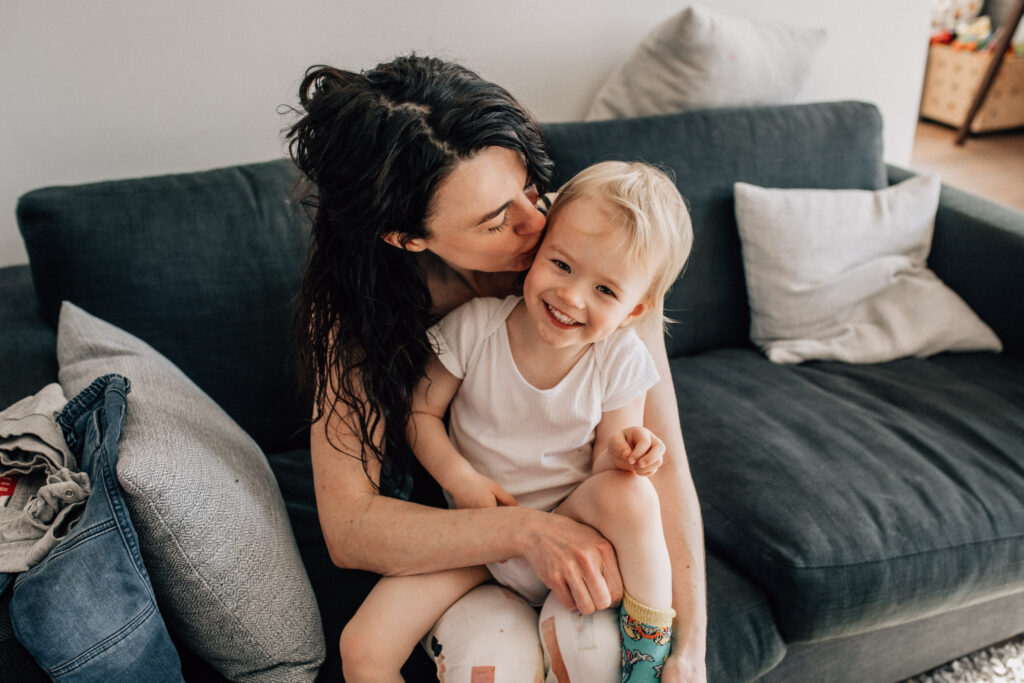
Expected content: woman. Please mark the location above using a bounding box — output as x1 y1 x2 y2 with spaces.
287 55 707 682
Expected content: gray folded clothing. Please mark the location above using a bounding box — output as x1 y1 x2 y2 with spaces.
0 383 75 473
0 384 91 573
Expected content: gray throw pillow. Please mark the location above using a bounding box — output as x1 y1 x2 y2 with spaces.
733 175 1002 363
586 5 826 120
56 301 324 681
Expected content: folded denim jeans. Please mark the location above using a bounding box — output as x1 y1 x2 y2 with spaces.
6 374 183 682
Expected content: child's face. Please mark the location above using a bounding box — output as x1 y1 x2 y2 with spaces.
522 197 653 349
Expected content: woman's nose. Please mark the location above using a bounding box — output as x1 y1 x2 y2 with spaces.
514 202 546 236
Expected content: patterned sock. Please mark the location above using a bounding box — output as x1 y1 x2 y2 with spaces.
619 591 675 681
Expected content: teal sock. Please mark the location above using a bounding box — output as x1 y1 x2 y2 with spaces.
619 591 674 681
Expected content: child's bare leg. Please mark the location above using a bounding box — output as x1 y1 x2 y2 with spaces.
555 471 675 682
554 470 671 609
340 565 490 683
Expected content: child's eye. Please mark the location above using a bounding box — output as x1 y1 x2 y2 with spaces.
596 285 617 298
552 259 570 272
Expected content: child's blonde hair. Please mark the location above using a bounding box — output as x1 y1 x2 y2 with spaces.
546 161 693 327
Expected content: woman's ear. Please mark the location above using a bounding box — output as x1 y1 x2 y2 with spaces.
382 232 427 252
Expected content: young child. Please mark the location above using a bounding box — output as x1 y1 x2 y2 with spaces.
342 161 693 683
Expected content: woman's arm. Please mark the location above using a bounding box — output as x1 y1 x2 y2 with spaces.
311 368 624 612
635 313 708 682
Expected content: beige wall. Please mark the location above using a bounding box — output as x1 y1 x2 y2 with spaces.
0 0 931 267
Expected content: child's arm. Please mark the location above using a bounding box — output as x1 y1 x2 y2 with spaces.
592 393 666 477
408 354 517 508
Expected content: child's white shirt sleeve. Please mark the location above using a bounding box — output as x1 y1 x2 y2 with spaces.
597 328 661 413
427 296 517 380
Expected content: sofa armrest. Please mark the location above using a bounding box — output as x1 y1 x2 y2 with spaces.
0 265 58 409
889 165 1024 359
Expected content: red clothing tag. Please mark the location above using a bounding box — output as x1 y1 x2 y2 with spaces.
0 474 18 506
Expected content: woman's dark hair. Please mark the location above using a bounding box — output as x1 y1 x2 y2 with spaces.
287 55 553 494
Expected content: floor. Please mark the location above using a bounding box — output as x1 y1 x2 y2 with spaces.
909 120 1024 211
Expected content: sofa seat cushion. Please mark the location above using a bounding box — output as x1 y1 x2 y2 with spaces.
705 554 786 682
673 348 1024 642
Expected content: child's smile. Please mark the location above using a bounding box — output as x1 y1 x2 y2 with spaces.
521 196 654 350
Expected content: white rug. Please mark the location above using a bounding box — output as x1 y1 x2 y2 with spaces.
906 635 1024 683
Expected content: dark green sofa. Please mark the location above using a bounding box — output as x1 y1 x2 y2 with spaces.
2 101 1022 681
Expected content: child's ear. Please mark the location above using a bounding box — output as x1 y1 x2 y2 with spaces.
620 299 653 328
382 232 427 252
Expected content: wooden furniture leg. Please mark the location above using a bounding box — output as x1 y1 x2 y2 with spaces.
955 0 1024 145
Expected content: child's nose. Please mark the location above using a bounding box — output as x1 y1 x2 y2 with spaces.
558 283 585 308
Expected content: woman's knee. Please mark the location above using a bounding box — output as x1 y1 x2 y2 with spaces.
428 584 544 682
539 594 619 683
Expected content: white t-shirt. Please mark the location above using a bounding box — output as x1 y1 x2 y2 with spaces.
429 295 660 512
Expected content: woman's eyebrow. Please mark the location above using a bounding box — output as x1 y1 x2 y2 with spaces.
474 200 512 226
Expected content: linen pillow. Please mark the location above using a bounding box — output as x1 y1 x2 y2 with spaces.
56 302 325 681
586 5 826 120
733 174 1002 364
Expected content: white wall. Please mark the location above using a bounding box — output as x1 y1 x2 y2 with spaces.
0 1 932 268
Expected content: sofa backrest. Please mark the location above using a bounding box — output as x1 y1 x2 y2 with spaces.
18 160 309 454
17 101 886 453
542 100 887 356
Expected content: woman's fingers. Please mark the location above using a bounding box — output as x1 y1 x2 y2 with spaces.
580 557 614 610
492 483 518 506
567 571 596 614
523 512 621 614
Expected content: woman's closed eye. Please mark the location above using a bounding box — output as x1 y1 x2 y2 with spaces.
487 211 510 233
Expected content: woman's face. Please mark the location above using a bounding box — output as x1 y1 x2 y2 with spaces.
418 146 546 273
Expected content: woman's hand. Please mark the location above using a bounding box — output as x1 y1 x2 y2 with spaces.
660 645 707 683
520 510 623 615
448 468 517 509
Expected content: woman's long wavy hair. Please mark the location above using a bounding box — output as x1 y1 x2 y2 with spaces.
287 55 553 490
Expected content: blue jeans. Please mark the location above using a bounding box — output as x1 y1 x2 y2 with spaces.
6 374 183 682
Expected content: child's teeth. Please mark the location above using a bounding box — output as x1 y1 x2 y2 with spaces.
547 303 578 325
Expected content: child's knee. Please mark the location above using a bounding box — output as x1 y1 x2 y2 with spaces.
340 619 403 681
589 470 660 528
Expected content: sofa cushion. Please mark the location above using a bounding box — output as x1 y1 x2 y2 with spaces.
0 266 56 412
705 554 786 682
586 5 825 120
733 175 1001 363
542 101 887 357
57 302 325 681
673 348 1024 641
17 160 308 454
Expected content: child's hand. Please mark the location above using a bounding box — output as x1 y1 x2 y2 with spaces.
608 426 665 476
449 469 518 509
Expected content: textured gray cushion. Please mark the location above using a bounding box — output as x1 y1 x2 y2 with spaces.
734 174 1002 363
586 5 826 120
56 302 324 681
